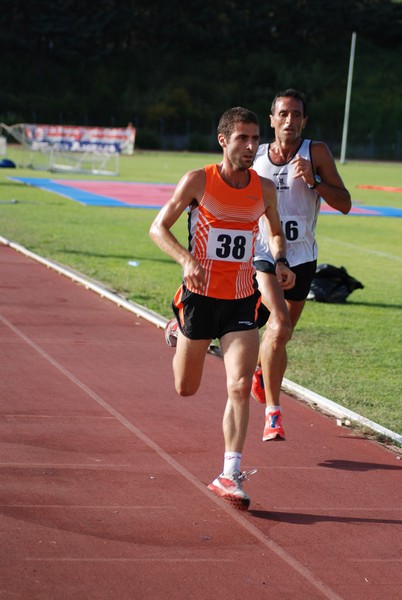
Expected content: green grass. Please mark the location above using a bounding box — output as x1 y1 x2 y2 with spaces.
1 147 401 436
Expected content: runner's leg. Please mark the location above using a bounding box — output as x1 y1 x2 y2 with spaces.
220 328 259 452
172 331 211 396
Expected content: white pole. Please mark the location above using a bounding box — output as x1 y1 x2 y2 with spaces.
340 31 357 164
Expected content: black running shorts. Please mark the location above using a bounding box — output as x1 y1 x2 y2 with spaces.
172 285 269 341
253 259 317 301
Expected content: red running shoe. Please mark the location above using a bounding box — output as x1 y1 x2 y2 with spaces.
262 410 286 441
251 367 265 404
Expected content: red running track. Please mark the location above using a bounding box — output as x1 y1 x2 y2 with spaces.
1 243 401 600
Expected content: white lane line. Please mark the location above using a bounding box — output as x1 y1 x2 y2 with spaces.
271 507 402 512
0 463 141 468
0 311 343 600
350 558 402 562
1 415 114 419
319 236 402 262
1 505 174 510
25 558 235 562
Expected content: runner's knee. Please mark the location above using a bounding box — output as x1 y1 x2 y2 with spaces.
174 378 200 397
226 374 253 402
263 318 292 348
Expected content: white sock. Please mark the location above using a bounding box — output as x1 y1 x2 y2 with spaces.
223 452 242 475
266 405 281 415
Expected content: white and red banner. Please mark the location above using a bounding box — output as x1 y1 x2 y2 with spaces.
23 124 136 154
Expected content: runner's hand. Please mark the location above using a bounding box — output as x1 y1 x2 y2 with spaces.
183 258 206 292
276 264 296 290
291 153 314 186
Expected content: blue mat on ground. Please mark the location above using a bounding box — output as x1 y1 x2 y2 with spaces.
9 176 402 217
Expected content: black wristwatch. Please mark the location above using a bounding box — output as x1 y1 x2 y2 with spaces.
274 257 290 268
307 174 322 189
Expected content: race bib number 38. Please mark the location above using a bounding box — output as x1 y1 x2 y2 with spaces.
206 227 253 262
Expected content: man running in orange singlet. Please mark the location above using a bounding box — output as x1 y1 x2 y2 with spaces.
150 107 295 510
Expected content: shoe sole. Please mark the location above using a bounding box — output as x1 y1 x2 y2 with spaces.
207 484 250 511
165 335 177 347
262 432 286 441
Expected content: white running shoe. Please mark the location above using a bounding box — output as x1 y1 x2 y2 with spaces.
165 318 178 347
207 470 256 511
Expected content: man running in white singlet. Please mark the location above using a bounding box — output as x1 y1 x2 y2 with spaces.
251 89 351 441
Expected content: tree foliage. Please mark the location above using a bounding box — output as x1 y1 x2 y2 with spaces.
1 0 402 157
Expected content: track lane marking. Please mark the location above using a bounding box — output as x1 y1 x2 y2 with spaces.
0 311 344 600
320 236 402 262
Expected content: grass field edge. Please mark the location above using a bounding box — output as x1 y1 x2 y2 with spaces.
2 234 401 450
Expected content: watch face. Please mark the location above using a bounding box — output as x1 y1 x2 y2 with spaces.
308 175 321 189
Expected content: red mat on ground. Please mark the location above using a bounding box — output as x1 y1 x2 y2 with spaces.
357 185 402 193
56 179 176 206
12 177 402 216
1 243 401 600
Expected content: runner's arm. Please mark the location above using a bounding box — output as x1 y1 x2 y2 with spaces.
292 142 351 214
149 170 206 291
260 177 296 290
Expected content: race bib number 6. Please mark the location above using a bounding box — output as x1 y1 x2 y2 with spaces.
206 227 253 262
281 215 307 243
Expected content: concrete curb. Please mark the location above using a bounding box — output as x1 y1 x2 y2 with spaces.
2 235 401 447
281 378 401 446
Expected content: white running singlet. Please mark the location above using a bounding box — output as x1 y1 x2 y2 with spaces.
253 139 321 267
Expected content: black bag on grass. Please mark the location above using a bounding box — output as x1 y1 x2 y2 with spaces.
307 263 364 303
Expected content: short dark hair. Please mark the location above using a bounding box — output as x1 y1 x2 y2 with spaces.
217 106 259 139
271 89 307 117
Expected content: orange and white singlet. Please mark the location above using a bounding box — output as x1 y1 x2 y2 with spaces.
186 163 266 299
